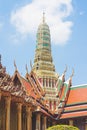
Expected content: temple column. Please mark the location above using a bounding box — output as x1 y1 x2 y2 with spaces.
44 77 46 87
53 79 55 87
5 97 11 130
36 113 41 130
17 103 22 130
42 116 47 130
42 116 44 130
44 116 47 130
43 77 45 87
85 124 87 130
48 78 49 87
26 107 32 130
85 119 87 130
69 119 73 126
51 78 52 88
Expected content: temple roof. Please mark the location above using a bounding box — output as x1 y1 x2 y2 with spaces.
60 84 87 119
67 84 87 105
1 54 87 120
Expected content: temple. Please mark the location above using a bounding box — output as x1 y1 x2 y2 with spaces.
0 14 87 130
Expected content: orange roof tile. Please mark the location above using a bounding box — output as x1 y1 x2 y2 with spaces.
61 110 87 119
21 77 37 99
64 104 87 112
66 86 87 105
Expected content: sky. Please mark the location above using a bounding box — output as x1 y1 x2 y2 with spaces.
0 0 87 86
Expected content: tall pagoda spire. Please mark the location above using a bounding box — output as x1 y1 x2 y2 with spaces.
32 13 57 77
32 13 59 80
32 14 59 111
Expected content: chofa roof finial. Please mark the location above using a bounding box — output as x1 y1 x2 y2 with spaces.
14 60 17 71
30 60 32 69
26 64 28 74
70 68 74 79
64 65 67 75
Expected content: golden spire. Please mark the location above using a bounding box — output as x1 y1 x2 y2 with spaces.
43 12 45 23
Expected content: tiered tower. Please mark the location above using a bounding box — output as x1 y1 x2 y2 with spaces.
32 13 59 111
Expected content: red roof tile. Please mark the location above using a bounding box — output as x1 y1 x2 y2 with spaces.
21 77 37 99
61 110 87 119
66 86 87 105
64 104 87 112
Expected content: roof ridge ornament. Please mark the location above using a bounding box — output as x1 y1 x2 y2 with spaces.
26 64 28 74
70 68 74 79
68 68 74 86
30 60 32 69
64 65 67 75
14 60 17 71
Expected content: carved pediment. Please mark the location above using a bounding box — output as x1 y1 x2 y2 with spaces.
13 75 21 87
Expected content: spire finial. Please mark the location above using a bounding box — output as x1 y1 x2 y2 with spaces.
43 12 45 23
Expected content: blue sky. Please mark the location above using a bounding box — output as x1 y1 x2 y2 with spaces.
0 0 87 86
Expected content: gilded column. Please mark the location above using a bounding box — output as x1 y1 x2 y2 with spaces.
85 119 87 130
48 78 49 87
53 79 55 87
69 119 73 126
5 97 11 130
26 107 32 130
85 124 87 130
51 78 52 88
17 103 22 130
43 77 44 87
36 114 41 130
44 116 47 130
44 77 46 87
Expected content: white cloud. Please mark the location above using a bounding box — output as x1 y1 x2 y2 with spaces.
10 33 27 45
10 0 73 45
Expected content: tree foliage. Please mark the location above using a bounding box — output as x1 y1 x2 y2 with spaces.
46 125 79 130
